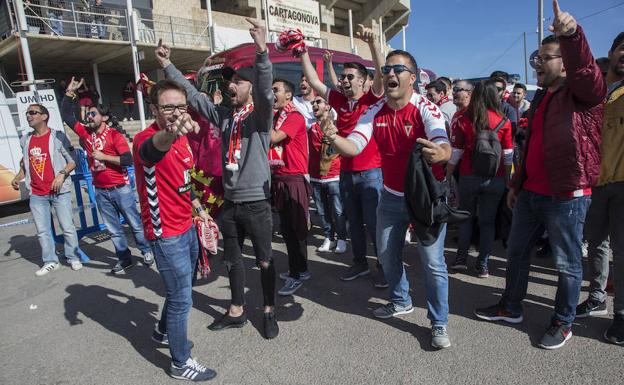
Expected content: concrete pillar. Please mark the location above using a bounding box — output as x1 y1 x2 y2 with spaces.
92 63 102 104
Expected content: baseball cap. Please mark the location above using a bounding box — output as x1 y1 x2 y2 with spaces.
222 66 254 83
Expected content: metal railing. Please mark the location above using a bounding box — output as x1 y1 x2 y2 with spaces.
10 2 210 48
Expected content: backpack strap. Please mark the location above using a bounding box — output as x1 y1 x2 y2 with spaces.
493 116 508 133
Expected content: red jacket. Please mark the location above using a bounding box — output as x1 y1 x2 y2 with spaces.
511 26 606 194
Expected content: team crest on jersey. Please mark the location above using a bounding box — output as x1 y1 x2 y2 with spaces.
177 168 192 193
405 123 413 136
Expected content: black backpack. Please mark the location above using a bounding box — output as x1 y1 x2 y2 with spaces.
471 116 508 177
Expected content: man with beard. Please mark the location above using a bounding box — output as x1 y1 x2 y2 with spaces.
298 24 387 287
61 78 154 274
575 31 624 345
292 75 317 129
325 50 453 349
156 18 279 339
269 79 310 295
475 1 606 350
425 79 456 130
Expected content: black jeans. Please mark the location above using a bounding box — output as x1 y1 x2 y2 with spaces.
221 199 275 307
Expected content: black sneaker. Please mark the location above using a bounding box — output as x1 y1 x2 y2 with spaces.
111 259 134 274
152 323 194 349
538 321 572 350
373 267 389 289
475 266 489 278
340 264 370 281
207 312 247 331
575 298 607 318
604 316 624 345
170 357 217 381
263 312 279 339
474 302 523 324
450 257 468 271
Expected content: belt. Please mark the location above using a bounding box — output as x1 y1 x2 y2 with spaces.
556 188 592 199
96 183 128 191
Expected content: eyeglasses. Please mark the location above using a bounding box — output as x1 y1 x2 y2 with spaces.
157 104 188 114
452 86 471 93
339 73 357 81
529 54 562 68
381 64 414 75
311 99 325 105
86 111 97 118
26 110 43 116
496 86 505 92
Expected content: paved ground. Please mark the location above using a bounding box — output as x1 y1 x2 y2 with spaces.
0 200 621 385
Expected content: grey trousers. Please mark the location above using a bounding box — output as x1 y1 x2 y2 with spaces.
583 182 624 317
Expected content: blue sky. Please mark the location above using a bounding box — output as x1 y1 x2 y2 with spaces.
388 0 623 84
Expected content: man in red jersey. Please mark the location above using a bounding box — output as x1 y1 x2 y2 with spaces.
132 80 216 381
475 1 606 350
298 24 387 286
326 50 453 349
62 77 154 274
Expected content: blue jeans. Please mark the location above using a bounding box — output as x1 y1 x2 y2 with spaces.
376 190 449 326
502 190 590 325
311 180 347 241
457 175 505 268
95 184 151 263
30 192 80 264
152 226 198 367
340 168 382 265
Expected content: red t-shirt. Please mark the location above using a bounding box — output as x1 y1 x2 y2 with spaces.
349 92 448 194
272 111 308 176
28 130 55 196
74 123 130 188
327 89 382 172
132 123 194 240
451 110 513 177
524 92 553 196
308 122 341 181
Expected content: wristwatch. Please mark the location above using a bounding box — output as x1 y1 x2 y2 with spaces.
59 170 68 178
193 204 207 215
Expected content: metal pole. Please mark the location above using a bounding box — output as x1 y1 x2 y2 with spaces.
378 17 384 56
263 0 270 41
71 3 78 37
402 25 406 51
206 0 215 53
92 63 102 104
538 0 544 47
523 31 528 84
14 0 36 91
348 9 354 54
126 1 145 130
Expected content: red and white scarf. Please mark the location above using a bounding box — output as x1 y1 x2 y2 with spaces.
225 103 254 171
436 95 449 107
269 102 297 168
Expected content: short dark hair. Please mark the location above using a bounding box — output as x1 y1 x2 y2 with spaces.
28 103 50 122
610 32 624 52
437 76 452 90
513 83 527 91
273 78 295 97
89 104 111 117
490 76 507 87
149 79 187 106
541 34 558 46
425 80 446 94
385 50 418 73
343 62 368 79
489 70 509 86
367 71 374 81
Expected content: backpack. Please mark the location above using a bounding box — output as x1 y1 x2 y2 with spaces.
471 116 508 177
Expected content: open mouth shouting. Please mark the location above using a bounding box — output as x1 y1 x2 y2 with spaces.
385 78 399 91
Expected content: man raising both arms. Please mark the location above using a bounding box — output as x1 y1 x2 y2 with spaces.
299 24 387 286
326 50 453 349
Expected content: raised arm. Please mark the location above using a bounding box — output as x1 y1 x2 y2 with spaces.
246 18 274 128
357 24 384 96
300 51 328 98
156 39 221 126
323 51 340 89
61 77 84 130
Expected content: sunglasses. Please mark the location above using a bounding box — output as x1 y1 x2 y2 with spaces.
86 111 98 118
339 73 357 81
381 64 414 75
496 86 505 92
26 110 43 116
158 104 188 114
452 86 471 93
529 54 562 68
311 99 325 105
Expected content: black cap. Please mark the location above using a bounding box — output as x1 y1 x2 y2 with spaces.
222 66 254 83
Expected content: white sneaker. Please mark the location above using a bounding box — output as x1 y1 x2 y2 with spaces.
405 230 411 244
122 117 128 122
70 261 83 271
129 117 134 121
335 240 347 254
35 262 60 276
317 238 336 252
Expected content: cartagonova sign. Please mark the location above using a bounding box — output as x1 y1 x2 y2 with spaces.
267 0 321 39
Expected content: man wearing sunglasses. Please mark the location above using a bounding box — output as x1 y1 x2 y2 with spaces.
12 104 82 276
298 24 387 287
475 0 606 350
325 50 453 349
62 77 154 274
490 71 518 136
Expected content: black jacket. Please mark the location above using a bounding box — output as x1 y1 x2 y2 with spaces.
404 143 470 246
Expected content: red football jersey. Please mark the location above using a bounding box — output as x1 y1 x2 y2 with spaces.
272 111 309 176
28 130 55 196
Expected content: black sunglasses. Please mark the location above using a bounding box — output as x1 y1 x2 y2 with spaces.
381 64 414 75
452 86 471 93
26 110 44 116
339 73 357 81
496 86 505 92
